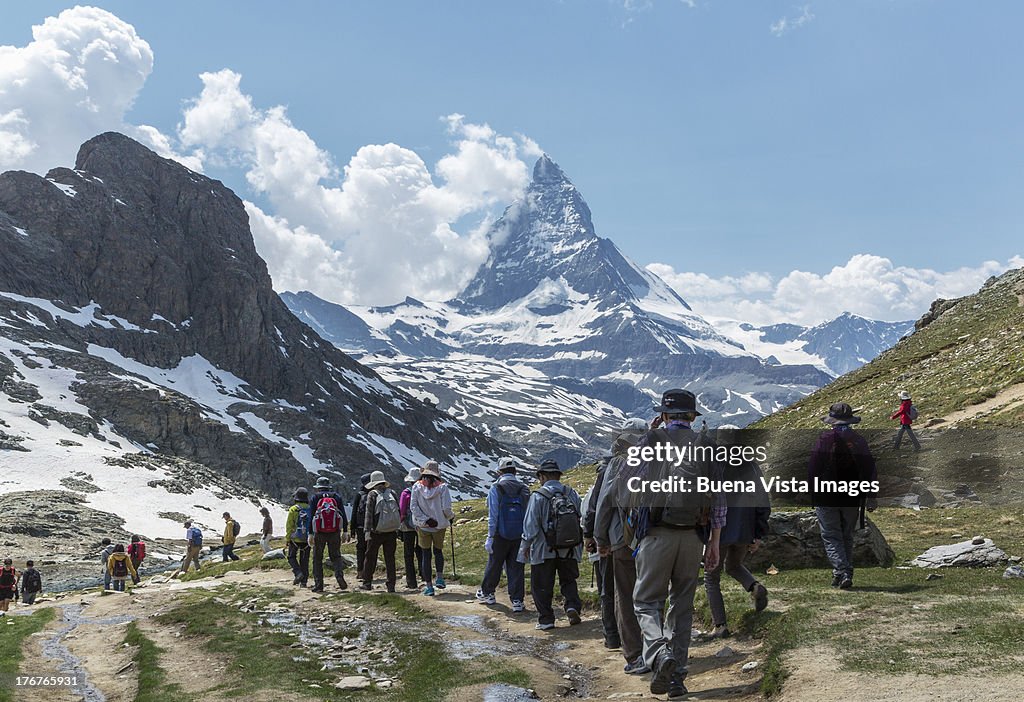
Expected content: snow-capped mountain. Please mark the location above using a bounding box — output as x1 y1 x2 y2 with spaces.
718 313 914 376
0 133 508 540
284 156 835 460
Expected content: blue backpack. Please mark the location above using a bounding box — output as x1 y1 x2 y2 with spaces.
187 527 203 546
291 505 311 541
496 482 528 540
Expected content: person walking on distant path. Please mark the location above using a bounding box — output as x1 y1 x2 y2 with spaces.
891 390 921 451
260 507 274 553
222 512 240 561
171 521 204 578
809 403 878 590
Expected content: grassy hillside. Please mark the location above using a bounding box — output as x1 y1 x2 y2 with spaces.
756 268 1024 430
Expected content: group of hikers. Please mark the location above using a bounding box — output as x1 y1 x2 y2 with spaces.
1 386 913 698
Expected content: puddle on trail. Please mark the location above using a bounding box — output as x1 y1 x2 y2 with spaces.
442 614 520 659
482 683 539 701
33 604 135 702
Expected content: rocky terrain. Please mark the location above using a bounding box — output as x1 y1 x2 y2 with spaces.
0 133 509 554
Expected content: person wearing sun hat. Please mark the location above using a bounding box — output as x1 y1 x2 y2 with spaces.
890 390 921 451
411 461 454 596
476 457 531 611
360 470 401 592
808 402 878 591
398 467 425 589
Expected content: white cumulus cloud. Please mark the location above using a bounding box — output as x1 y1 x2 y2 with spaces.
178 70 537 305
650 254 1024 326
0 6 196 172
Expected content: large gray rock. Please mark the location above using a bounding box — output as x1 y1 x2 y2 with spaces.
745 511 895 571
912 539 1007 568
261 548 286 561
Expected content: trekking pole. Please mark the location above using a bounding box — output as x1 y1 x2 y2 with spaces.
449 522 459 579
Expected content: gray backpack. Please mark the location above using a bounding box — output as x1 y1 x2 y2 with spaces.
373 489 401 533
649 427 713 528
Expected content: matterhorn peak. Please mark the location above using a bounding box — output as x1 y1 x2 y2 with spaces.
532 154 571 185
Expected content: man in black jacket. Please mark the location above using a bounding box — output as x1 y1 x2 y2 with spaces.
350 472 372 577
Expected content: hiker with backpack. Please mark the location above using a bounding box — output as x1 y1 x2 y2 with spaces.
518 459 584 631
411 461 454 596
286 487 312 586
584 455 621 650
594 418 650 675
127 535 146 572
361 471 401 592
703 425 771 640
307 475 349 592
891 390 921 451
260 507 274 553
0 559 18 614
222 512 241 561
107 544 139 591
629 389 727 698
399 468 426 590
171 520 204 578
100 538 116 590
20 561 42 605
809 402 878 590
351 473 372 579
476 458 530 612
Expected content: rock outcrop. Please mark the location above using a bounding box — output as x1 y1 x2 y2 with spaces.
745 511 896 571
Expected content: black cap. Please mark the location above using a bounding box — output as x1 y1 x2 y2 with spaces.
537 459 562 474
653 388 702 416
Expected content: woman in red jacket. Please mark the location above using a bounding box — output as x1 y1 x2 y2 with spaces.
891 390 921 451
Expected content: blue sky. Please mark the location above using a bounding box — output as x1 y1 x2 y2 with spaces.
1 1 1022 323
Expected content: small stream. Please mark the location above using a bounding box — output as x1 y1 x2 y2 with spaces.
31 604 135 702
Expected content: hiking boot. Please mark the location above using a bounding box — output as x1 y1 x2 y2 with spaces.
830 574 843 588
707 624 731 639
511 600 526 613
623 656 650 675
292 574 302 585
535 622 555 631
406 580 418 589
478 593 496 605
386 586 396 593
434 576 446 589
751 582 769 612
474 588 487 601
650 653 677 695
839 577 853 590
604 637 622 650
422 585 435 596
310 584 324 593
338 577 348 591
667 673 688 700
566 608 581 626
359 582 373 591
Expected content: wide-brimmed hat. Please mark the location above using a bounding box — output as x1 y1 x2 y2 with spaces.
823 402 861 425
653 389 702 416
365 470 389 489
404 468 421 483
314 476 332 489
420 461 441 478
898 390 912 400
620 417 650 434
498 457 518 474
537 458 562 475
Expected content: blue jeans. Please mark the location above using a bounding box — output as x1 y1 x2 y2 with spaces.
815 506 859 579
480 535 525 601
112 579 126 592
222 544 240 561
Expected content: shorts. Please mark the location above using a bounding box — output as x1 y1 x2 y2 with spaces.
417 529 446 550
0 587 14 601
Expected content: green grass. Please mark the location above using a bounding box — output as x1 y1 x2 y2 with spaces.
154 582 528 701
755 269 1024 431
0 607 55 702
123 621 192 702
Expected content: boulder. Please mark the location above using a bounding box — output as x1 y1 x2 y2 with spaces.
1002 565 1024 579
912 539 1007 568
261 548 285 561
335 676 372 690
745 511 895 571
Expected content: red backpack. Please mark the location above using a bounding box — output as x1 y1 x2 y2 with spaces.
313 496 342 533
128 542 146 562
